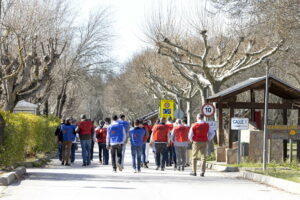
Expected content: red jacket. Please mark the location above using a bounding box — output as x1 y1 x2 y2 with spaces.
173 125 189 142
96 127 107 143
78 120 94 135
152 124 169 142
191 122 209 142
143 124 152 142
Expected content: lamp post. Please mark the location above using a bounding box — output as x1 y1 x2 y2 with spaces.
263 59 270 171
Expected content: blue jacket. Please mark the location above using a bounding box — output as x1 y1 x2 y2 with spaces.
129 127 145 146
61 124 76 142
118 120 130 133
107 123 126 145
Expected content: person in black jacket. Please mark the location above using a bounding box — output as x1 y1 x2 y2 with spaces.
55 119 65 161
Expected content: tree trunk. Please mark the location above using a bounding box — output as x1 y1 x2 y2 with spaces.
57 93 67 118
186 100 191 125
43 100 49 116
0 113 6 145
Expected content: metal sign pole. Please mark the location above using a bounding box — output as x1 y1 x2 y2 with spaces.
263 60 270 171
237 130 241 164
289 138 293 163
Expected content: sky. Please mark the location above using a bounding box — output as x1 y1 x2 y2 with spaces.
75 0 152 65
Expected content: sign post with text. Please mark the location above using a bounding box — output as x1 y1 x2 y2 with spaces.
231 118 249 164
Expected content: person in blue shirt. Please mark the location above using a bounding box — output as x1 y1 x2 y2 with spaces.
107 115 126 172
118 114 130 167
129 119 146 173
61 118 76 166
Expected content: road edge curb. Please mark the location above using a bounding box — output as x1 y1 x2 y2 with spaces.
0 152 55 186
238 171 300 195
0 167 26 186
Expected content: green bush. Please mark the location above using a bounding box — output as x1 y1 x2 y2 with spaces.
0 111 59 168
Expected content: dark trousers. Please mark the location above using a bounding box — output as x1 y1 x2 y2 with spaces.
154 143 168 169
141 143 146 164
167 145 177 166
70 143 76 163
98 142 109 165
90 140 95 160
58 143 62 161
111 144 123 170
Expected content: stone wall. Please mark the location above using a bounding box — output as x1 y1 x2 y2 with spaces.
248 130 283 162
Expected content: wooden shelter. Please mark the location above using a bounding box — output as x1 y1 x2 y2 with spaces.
206 75 300 160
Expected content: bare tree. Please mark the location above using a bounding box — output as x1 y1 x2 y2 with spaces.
0 0 69 111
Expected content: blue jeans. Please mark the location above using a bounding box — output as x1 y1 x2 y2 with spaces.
141 143 146 164
80 140 91 165
58 143 62 161
70 143 77 163
131 145 142 170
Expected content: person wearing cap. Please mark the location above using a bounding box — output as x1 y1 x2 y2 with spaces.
107 115 127 172
61 118 76 166
150 117 170 171
129 119 146 173
77 114 94 166
188 114 214 177
118 114 130 168
171 119 190 171
95 118 110 165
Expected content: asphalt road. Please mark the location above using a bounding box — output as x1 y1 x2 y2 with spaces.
0 144 299 200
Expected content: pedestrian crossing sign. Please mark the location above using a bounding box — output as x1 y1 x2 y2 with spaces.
160 99 174 120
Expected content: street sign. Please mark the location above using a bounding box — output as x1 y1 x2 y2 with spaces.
231 117 249 164
174 108 184 119
160 99 174 120
201 103 215 117
267 125 300 140
231 118 249 130
207 121 218 131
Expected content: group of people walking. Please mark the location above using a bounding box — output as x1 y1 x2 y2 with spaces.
55 113 215 176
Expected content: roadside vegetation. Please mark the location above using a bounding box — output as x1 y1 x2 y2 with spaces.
227 161 300 183
0 111 59 169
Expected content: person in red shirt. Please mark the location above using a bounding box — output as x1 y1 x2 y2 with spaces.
141 120 150 168
95 118 110 165
77 114 94 166
171 119 190 171
150 117 170 171
188 114 213 177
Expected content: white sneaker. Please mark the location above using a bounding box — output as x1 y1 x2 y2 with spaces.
133 169 137 173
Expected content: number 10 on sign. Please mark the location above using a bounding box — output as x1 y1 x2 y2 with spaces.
201 103 215 117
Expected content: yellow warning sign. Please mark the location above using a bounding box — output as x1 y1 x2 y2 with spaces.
160 99 174 120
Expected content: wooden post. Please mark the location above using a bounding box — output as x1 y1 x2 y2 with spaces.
283 109 288 161
250 89 255 122
218 104 223 146
229 108 234 148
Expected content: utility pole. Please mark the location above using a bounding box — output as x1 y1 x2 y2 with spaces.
263 59 270 171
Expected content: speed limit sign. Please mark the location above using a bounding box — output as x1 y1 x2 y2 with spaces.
201 103 215 117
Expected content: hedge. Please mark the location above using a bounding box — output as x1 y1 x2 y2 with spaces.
0 111 59 168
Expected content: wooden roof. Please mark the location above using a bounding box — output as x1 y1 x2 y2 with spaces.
206 75 300 103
